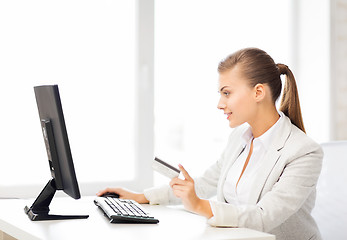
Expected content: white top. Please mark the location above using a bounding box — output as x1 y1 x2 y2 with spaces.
223 112 283 205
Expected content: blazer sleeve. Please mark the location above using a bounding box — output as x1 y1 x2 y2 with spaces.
207 136 323 232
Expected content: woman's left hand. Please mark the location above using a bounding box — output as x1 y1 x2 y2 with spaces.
170 164 214 218
169 164 201 213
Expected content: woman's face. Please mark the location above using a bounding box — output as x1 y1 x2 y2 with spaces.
217 65 257 128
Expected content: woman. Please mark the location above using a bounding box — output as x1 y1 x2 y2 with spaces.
98 48 323 240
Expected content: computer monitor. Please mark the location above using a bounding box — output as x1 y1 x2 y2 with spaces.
24 85 89 221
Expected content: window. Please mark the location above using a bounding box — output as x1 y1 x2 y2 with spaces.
0 0 149 197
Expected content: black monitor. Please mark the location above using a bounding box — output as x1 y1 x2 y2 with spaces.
24 85 89 221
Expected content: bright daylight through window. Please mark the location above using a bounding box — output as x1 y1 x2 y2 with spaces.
0 1 136 196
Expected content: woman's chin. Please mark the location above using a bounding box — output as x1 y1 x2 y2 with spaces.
228 119 244 128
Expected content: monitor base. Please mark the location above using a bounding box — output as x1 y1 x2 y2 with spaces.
24 179 89 221
24 206 89 221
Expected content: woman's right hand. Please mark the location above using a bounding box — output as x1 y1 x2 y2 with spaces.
96 187 149 204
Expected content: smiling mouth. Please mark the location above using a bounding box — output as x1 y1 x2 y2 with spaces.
225 112 232 120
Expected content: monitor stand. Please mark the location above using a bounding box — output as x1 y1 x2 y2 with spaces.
24 179 89 221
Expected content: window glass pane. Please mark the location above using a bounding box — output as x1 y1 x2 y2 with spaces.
0 0 136 186
154 0 291 178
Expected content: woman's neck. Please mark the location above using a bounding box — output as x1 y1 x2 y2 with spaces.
249 107 280 138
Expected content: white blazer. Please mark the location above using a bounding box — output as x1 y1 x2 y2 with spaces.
144 114 323 240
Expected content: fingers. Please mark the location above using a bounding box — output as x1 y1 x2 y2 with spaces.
170 164 194 189
96 188 109 196
96 187 120 196
171 184 189 191
178 164 193 181
169 178 186 188
172 189 184 198
170 165 195 200
171 182 196 200
171 184 188 198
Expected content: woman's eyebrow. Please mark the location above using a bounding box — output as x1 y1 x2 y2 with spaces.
219 86 229 92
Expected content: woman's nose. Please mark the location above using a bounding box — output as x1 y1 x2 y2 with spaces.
217 98 226 110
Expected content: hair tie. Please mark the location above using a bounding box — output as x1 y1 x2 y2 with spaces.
277 63 288 75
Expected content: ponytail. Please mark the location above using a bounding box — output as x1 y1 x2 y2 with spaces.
277 64 306 133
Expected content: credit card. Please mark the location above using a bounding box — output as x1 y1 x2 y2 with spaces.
152 157 180 179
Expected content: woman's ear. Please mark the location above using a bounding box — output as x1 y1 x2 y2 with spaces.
254 83 266 102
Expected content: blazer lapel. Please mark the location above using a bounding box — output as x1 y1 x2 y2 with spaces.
247 116 293 204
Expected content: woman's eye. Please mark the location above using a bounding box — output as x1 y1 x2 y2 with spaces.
223 91 230 96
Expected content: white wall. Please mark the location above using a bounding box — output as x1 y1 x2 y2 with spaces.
330 0 347 140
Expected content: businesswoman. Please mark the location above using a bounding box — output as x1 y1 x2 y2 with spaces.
98 48 323 240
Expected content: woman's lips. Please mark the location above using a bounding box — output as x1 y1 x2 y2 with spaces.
226 112 232 120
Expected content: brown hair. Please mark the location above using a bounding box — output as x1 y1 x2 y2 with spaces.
218 47 306 133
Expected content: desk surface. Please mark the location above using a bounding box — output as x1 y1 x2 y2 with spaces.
0 197 275 240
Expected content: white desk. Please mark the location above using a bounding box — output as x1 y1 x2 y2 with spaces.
0 197 275 240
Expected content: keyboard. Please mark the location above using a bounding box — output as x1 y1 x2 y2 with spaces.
94 197 159 224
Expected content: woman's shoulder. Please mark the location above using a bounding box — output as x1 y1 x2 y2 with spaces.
291 123 321 147
284 120 324 160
